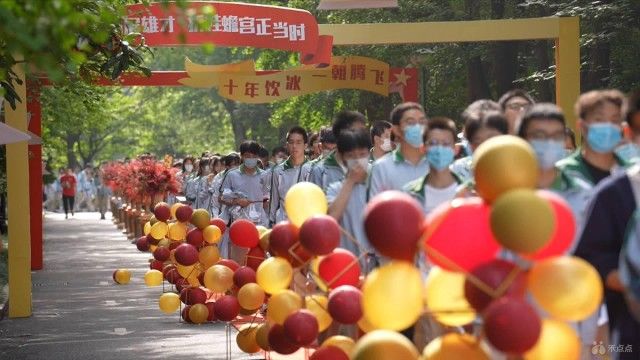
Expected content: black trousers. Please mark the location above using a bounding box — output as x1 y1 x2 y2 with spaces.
62 195 75 215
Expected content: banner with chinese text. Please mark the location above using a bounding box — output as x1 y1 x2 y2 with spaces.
126 2 333 64
179 56 398 103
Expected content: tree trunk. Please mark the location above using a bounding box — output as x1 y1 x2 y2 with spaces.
223 100 246 150
65 133 80 169
492 42 519 96
584 43 611 91
465 0 491 101
534 40 554 102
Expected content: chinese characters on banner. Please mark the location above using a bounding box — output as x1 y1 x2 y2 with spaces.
125 2 333 64
178 56 418 103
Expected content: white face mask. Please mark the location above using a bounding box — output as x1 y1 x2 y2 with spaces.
380 138 392 152
275 157 286 165
346 157 369 170
185 164 193 172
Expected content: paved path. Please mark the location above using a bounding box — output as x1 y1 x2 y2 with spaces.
0 211 262 360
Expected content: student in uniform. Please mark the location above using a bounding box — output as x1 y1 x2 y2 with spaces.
498 89 535 134
368 102 430 199
309 111 367 192
370 120 393 161
269 126 312 226
405 117 462 214
194 157 213 209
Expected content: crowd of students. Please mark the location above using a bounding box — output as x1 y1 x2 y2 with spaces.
151 88 640 358
44 164 111 220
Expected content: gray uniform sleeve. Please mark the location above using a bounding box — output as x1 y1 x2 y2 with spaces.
367 162 385 200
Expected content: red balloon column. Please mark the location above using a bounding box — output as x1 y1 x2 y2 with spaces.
299 215 341 255
230 219 260 248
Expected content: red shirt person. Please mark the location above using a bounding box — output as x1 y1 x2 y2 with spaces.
60 169 77 218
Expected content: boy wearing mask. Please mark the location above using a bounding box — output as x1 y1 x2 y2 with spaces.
370 120 393 161
368 102 430 199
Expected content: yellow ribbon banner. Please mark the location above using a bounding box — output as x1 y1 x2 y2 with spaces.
179 56 390 103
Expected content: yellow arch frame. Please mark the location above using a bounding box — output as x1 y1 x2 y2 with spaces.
6 16 579 317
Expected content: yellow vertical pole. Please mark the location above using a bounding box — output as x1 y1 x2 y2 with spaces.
555 17 581 133
5 60 32 318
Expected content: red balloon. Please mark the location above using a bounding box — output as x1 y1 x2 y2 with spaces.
233 266 257 288
328 285 363 324
180 287 207 305
217 258 241 272
181 305 193 323
154 202 171 222
136 236 150 252
524 190 576 260
146 234 160 246
186 228 204 248
364 191 425 261
174 278 188 292
284 310 319 346
268 324 301 355
153 246 170 262
210 218 227 234
464 260 527 312
214 295 240 321
311 346 349 360
483 297 542 354
164 268 181 284
174 244 199 266
150 260 164 271
318 248 361 289
176 205 194 222
206 301 217 321
424 197 500 271
246 246 266 271
169 241 181 251
300 215 341 255
230 219 260 248
270 221 300 257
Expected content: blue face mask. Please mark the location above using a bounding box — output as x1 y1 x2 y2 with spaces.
403 124 425 148
243 158 258 169
427 145 455 171
530 139 567 170
587 123 622 153
615 143 640 163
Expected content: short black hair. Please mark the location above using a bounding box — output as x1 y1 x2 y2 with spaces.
516 103 566 138
287 125 308 143
272 146 287 157
390 102 425 125
465 110 508 143
308 132 320 147
370 120 392 143
425 117 457 142
337 128 372 154
182 156 195 172
462 100 503 140
498 89 535 111
239 140 262 155
258 146 269 159
565 127 577 149
223 152 241 167
319 126 336 144
626 90 640 127
332 110 366 138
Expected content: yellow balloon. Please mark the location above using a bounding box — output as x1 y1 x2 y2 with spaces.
170 203 183 219
144 221 151 236
256 257 293 294
305 294 333 332
149 244 158 253
422 333 490 360
362 261 424 331
524 319 580 360
284 182 327 227
424 267 476 326
203 225 222 244
259 229 271 251
256 225 268 236
267 289 303 325
490 189 555 254
114 269 131 284
255 323 271 351
352 330 420 360
238 283 266 311
472 135 538 203
189 303 209 324
157 238 170 248
310 256 327 292
191 208 211 229
528 256 603 321
150 221 169 240
237 324 261 353
168 222 187 241
204 264 234 293
358 315 379 333
159 292 180 314
199 245 220 269
144 269 163 286
176 264 196 278
322 335 356 355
